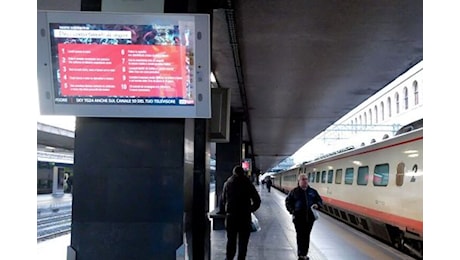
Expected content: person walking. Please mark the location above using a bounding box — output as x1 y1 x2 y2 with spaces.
221 165 261 260
285 173 323 260
265 177 273 192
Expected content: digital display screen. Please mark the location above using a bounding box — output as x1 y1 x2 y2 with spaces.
38 11 211 118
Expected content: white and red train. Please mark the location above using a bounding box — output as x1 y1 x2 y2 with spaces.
272 119 423 259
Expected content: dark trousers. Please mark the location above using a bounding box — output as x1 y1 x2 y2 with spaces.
293 216 314 257
225 214 251 260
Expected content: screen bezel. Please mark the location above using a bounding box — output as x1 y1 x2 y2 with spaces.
37 10 211 118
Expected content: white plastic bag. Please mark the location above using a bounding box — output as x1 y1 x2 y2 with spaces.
250 213 261 232
311 206 320 220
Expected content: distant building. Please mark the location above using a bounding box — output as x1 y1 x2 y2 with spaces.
292 60 423 164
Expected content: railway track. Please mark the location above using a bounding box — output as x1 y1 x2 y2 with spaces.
37 206 72 242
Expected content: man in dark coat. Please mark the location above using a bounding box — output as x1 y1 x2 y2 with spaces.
221 165 261 260
285 173 323 260
265 177 273 192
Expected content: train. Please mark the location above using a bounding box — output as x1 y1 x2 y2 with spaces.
271 119 423 259
37 160 73 194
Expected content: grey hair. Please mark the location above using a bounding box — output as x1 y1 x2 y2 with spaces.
298 173 307 181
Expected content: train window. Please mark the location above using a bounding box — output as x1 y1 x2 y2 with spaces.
373 163 389 186
396 163 405 186
310 172 315 182
357 166 369 185
284 174 294 184
345 167 354 185
289 174 297 184
327 170 333 183
316 172 320 183
321 171 327 183
292 174 297 183
335 169 343 184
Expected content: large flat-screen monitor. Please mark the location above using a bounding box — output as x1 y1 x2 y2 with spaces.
37 10 211 118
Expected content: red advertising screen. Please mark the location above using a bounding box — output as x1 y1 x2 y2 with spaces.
58 44 187 98
37 11 210 118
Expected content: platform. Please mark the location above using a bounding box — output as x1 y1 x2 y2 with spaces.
210 185 325 260
37 185 414 259
37 193 72 210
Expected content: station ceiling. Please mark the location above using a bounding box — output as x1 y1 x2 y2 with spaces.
210 0 422 172
37 0 423 173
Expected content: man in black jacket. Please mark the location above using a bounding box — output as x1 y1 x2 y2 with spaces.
221 165 261 260
265 177 273 192
285 173 323 260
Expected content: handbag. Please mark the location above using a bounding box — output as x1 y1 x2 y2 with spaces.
250 213 261 232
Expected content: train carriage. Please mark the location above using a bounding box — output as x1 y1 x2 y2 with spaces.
272 119 423 259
